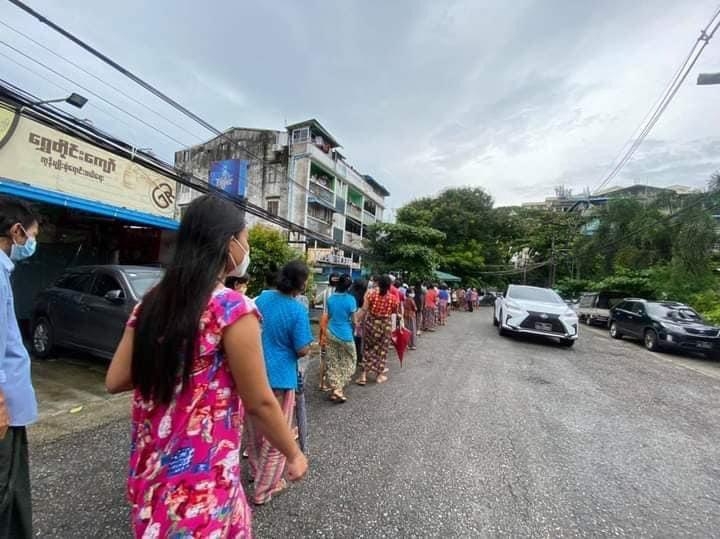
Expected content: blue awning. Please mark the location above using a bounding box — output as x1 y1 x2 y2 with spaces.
0 177 179 230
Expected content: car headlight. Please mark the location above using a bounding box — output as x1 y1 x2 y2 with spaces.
660 321 684 333
563 309 577 317
505 300 524 311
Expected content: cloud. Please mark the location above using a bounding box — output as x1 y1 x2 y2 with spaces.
3 0 720 211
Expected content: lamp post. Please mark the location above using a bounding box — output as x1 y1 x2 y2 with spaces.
31 92 88 109
697 72 720 85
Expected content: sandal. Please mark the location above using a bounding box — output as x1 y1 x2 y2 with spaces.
330 390 347 403
376 374 389 384
355 377 367 386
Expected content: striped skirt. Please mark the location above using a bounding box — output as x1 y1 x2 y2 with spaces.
362 314 393 375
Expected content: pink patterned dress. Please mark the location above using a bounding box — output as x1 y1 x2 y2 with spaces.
126 287 259 538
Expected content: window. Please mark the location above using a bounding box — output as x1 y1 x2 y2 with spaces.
630 302 645 315
267 168 278 184
292 127 310 144
267 198 280 216
56 272 93 293
91 274 124 298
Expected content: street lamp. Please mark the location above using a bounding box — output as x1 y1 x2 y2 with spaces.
31 92 88 109
697 72 720 85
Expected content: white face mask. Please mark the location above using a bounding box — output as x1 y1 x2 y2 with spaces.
228 239 250 278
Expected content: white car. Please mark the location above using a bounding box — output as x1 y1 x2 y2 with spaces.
493 285 579 347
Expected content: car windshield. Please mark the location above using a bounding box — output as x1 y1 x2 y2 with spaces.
647 303 702 322
126 270 164 298
509 287 563 304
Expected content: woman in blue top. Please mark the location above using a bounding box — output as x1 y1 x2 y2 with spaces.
249 260 313 505
323 274 358 403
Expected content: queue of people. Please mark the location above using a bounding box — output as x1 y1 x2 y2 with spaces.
0 192 473 538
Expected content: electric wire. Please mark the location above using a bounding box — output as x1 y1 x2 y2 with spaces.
0 20 207 143
0 39 191 147
593 7 720 194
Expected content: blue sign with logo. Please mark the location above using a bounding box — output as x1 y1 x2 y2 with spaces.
209 159 248 197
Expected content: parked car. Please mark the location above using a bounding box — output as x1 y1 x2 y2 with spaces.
609 299 720 357
493 284 579 347
31 265 164 360
578 292 624 327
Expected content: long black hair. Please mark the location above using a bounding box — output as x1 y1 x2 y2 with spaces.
132 195 246 404
349 278 367 308
335 274 352 293
276 260 309 295
377 274 391 296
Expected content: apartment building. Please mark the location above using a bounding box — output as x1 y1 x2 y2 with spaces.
173 119 389 272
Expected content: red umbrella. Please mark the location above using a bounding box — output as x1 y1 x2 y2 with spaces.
391 326 412 366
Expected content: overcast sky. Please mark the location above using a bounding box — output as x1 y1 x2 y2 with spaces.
3 0 720 214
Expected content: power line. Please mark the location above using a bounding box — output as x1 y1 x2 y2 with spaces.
0 80 365 254
593 7 720 194
6 0 378 220
0 49 147 139
0 39 191 147
0 20 207 143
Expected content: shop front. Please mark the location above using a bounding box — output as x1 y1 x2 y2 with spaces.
0 100 178 322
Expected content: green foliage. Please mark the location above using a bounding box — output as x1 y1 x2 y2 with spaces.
555 278 591 299
690 289 720 325
364 222 445 281
247 225 299 297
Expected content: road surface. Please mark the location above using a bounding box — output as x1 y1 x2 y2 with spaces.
29 310 720 537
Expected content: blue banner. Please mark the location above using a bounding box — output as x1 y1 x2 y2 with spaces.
209 159 248 197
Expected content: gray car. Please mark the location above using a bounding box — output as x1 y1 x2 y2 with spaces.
31 265 163 360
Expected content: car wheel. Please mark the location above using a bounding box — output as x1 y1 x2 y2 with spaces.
497 311 507 336
609 322 623 339
32 317 55 359
560 338 575 347
644 329 659 352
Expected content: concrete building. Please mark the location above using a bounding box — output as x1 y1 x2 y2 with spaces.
174 119 389 274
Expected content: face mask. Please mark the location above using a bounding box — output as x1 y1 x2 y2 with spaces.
228 239 250 278
10 226 37 262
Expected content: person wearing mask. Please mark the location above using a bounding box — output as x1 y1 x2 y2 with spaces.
355 275 399 386
323 274 358 402
318 272 340 391
249 260 313 505
349 278 368 364
106 195 307 537
403 289 418 351
0 197 39 538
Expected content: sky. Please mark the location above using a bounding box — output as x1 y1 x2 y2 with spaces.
2 0 720 215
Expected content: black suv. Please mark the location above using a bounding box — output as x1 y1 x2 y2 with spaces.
609 299 720 357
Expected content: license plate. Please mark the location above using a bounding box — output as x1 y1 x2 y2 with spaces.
696 342 712 350
534 322 553 332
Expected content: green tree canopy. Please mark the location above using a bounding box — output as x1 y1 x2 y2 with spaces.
247 225 299 296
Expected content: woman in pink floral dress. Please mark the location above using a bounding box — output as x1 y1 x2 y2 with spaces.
106 195 307 538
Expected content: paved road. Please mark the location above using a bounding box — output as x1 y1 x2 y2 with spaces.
30 310 720 537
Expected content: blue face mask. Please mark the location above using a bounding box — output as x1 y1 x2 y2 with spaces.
10 227 37 261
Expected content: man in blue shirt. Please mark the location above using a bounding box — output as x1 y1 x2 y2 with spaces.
0 197 39 538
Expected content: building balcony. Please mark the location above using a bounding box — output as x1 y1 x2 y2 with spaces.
306 215 333 237
309 143 341 177
345 231 364 249
309 180 335 206
346 202 363 221
363 211 376 224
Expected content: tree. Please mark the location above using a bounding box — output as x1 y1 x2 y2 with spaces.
247 225 299 296
364 222 445 281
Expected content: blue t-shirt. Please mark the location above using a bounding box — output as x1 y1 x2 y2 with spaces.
438 289 450 301
327 292 357 342
255 290 313 390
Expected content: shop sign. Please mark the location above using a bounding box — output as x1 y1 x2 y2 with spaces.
0 106 177 219
209 159 248 197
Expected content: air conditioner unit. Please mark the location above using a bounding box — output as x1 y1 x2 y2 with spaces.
271 144 284 152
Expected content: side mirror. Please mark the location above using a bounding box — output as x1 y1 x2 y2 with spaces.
104 289 125 303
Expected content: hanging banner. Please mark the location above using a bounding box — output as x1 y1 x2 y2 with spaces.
209 159 248 197
0 105 177 219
